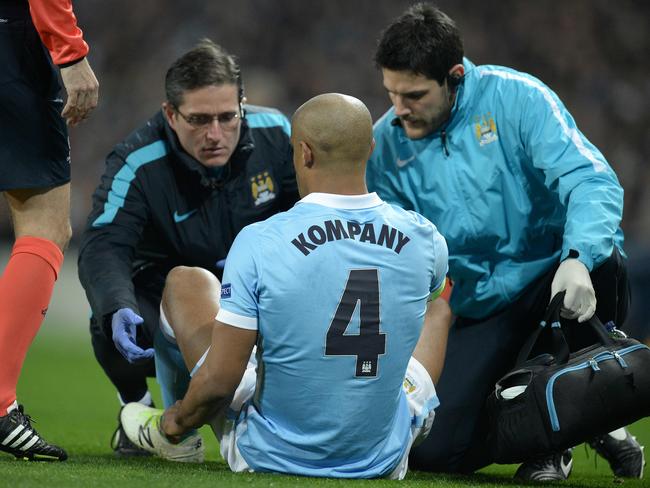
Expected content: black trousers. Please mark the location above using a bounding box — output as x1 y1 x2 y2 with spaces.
89 273 163 405
409 249 629 473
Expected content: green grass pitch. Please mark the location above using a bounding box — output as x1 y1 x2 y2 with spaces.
2 327 648 487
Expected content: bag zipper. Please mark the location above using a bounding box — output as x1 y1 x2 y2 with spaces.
545 343 649 431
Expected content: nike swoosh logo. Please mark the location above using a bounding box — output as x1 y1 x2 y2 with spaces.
396 155 415 167
173 209 198 223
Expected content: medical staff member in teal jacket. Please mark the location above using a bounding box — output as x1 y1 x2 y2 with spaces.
366 2 643 482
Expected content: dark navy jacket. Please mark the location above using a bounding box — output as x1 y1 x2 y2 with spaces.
78 105 298 320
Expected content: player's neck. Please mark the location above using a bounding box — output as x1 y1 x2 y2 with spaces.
304 176 368 196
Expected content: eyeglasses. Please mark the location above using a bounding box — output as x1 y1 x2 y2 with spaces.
173 106 241 130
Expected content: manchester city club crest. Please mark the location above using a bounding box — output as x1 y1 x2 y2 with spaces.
250 171 277 206
474 113 498 146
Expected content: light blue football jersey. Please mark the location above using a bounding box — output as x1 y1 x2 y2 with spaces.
217 192 448 478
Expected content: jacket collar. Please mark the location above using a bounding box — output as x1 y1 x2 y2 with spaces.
449 57 476 128
159 110 255 190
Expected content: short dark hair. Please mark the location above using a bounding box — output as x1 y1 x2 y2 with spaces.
165 39 242 108
374 3 463 85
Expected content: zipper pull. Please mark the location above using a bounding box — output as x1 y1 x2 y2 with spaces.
589 359 600 372
605 321 628 339
612 351 628 368
441 129 450 157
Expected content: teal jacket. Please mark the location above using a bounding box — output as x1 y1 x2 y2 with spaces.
367 59 624 319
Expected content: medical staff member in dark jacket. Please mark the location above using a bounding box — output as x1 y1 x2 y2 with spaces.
78 39 298 456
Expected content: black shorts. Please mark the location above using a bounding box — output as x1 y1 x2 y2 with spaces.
0 5 70 192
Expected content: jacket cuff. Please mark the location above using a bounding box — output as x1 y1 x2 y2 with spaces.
560 247 594 271
58 56 85 69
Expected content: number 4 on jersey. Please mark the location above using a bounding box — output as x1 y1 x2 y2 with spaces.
325 269 386 377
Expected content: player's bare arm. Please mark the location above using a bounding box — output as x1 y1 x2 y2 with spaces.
413 297 452 385
162 323 256 439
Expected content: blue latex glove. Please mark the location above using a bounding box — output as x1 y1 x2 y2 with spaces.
111 307 154 364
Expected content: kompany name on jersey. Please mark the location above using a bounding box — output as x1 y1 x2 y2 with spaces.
291 219 411 256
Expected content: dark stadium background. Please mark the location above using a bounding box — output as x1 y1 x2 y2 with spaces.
0 0 648 337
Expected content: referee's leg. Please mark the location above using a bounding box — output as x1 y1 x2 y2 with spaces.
0 184 71 414
0 184 71 460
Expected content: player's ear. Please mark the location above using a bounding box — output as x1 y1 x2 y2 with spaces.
300 141 314 169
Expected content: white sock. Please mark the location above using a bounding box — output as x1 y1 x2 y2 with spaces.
159 305 177 343
5 400 18 415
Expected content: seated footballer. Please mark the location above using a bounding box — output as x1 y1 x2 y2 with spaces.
120 93 451 479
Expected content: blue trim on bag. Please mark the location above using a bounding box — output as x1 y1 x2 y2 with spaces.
546 343 649 431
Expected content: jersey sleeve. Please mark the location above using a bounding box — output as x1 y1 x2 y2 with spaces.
428 224 449 299
216 226 261 330
28 0 89 66
519 79 623 270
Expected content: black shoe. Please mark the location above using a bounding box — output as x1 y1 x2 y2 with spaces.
111 408 152 458
589 428 645 478
0 404 67 461
515 450 573 482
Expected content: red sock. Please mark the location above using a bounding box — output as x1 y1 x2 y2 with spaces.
0 237 63 414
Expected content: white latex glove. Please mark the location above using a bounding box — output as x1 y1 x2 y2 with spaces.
550 258 596 323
